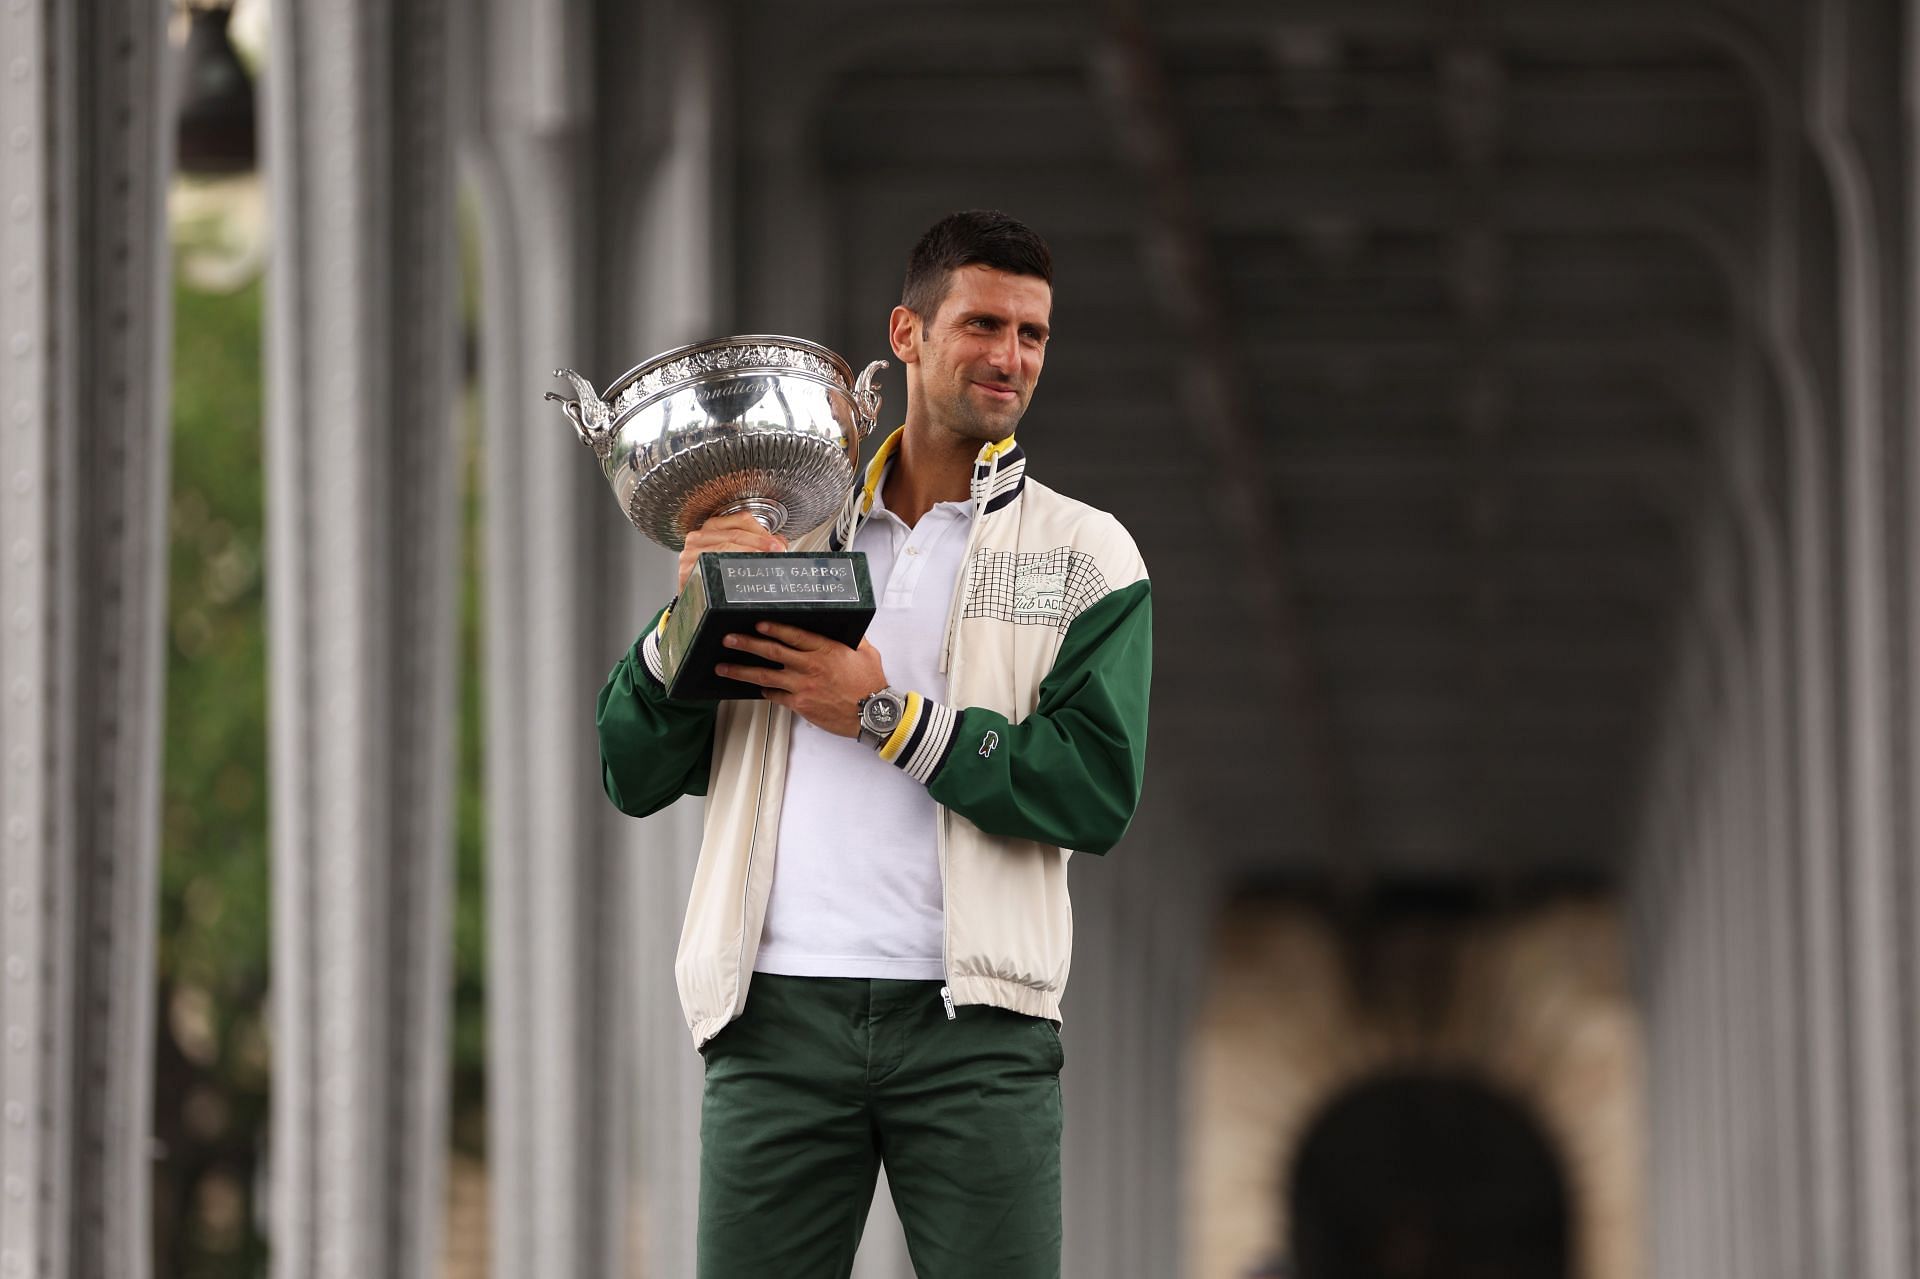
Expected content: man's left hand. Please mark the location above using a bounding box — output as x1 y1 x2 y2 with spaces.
714 622 887 738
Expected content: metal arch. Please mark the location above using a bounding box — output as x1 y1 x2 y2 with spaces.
732 4 1095 156
800 27 1762 467
747 0 1802 136
1614 393 1762 887
1695 489 1751 742
1088 6 1359 879
1523 0 1793 436
780 0 1773 392
1663 6 1868 1271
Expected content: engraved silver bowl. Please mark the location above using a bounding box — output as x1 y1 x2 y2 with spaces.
546 336 887 551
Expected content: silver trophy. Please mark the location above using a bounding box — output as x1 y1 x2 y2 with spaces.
547 335 889 699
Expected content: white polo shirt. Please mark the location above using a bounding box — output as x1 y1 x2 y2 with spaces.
753 488 973 980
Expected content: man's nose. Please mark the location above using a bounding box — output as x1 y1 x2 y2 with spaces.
985 328 1020 374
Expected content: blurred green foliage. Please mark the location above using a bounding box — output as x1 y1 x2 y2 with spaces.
155 267 271 1277
157 252 488 1275
451 391 489 1146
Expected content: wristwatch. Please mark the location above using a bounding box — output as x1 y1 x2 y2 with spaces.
856 686 907 749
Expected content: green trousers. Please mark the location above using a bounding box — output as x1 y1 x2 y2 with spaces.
697 974 1065 1278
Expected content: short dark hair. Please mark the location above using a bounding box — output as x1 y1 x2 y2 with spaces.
900 210 1053 323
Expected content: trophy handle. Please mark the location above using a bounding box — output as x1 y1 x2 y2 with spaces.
546 368 614 458
852 359 888 440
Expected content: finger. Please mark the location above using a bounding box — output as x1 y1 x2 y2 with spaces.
686 532 785 556
704 521 761 537
696 511 775 534
685 526 770 551
722 632 802 663
712 661 793 690
690 513 786 552
754 620 831 650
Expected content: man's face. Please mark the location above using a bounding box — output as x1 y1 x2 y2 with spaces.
894 264 1052 446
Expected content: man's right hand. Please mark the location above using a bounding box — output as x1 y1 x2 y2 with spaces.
678 512 787 592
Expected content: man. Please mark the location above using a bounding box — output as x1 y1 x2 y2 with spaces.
596 209 1152 1278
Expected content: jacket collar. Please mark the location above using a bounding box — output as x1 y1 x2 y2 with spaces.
971 435 1027 514
831 429 1026 549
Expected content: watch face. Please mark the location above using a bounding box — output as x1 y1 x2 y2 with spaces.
862 692 901 736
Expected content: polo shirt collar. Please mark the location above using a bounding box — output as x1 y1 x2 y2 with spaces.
832 429 1027 550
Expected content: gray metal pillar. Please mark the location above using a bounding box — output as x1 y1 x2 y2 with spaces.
1633 552 1764 1279
1807 6 1914 1275
1758 115 1853 1279
1633 708 1687 1279
626 817 703 1278
1627 775 1665 1275
1669 650 1712 1279
1737 653 1776 1279
1784 337 1853 1279
1905 0 1920 1251
735 7 835 341
1725 365 1808 1279
462 85 626 1279
1061 840 1118 1277
460 1 719 1273
262 4 461 1277
465 125 630 1279
623 9 735 1274
0 3 172 1277
1142 799 1209 1279
1708 439 1756 1279
1697 606 1737 1279
1700 558 1736 1279
1624 10 1910 1274
1060 785 1205 1279
1109 824 1157 1277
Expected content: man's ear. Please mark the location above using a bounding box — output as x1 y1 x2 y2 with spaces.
887 304 921 364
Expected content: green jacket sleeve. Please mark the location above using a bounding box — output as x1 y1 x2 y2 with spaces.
881 578 1152 854
596 606 718 817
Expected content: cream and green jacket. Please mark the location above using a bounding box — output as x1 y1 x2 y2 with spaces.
596 432 1153 1048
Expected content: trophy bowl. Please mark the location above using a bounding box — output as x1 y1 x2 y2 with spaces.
546 335 887 551
547 335 888 699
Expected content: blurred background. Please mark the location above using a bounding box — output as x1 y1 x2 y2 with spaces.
2 0 1915 1276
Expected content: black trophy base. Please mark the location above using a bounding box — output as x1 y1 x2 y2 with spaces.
659 551 876 700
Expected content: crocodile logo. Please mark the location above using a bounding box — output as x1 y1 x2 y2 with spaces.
979 730 1000 759
1013 569 1066 618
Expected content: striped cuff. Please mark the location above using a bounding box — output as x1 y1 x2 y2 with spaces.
641 607 671 686
875 692 960 784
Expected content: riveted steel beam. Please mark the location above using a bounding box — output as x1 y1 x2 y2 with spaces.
263 4 461 1276
0 3 173 1277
